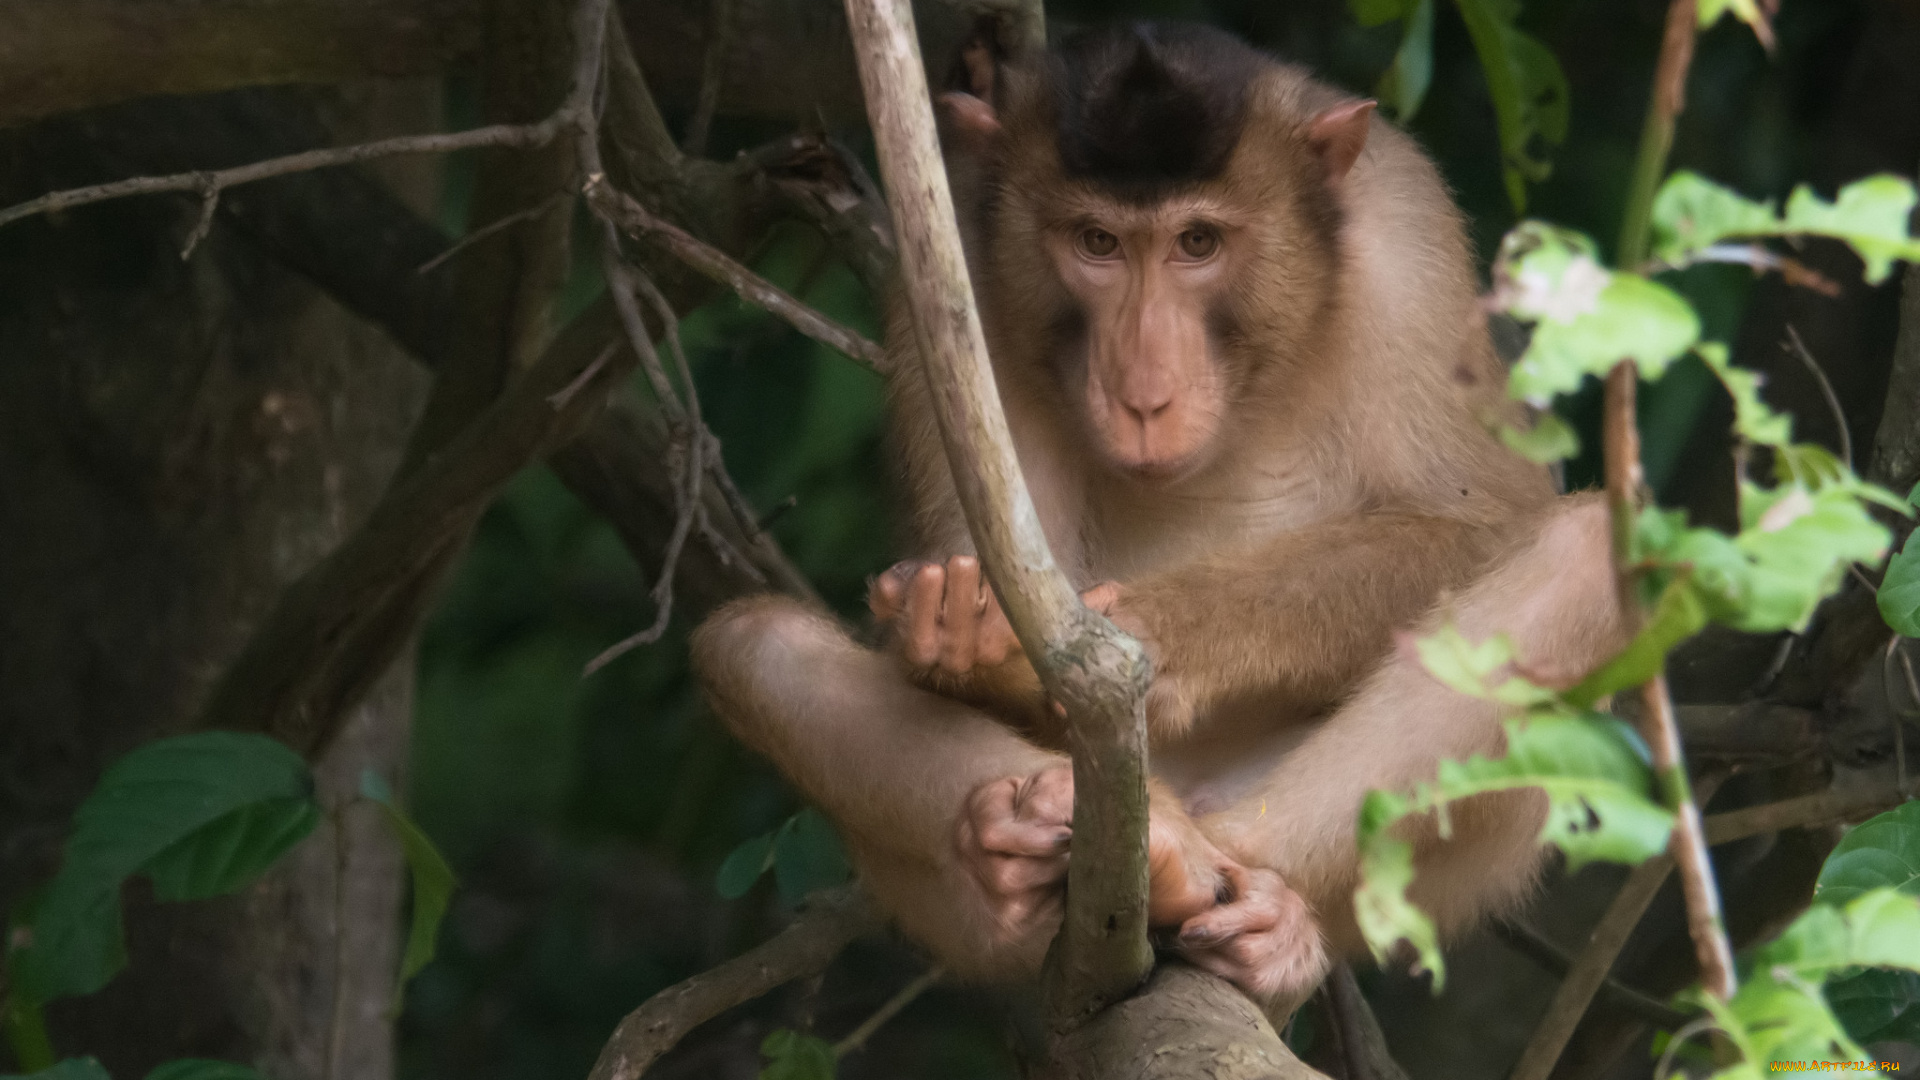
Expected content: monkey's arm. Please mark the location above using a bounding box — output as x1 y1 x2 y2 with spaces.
1112 510 1511 738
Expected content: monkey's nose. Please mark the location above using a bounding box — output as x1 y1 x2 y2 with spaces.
1120 394 1173 426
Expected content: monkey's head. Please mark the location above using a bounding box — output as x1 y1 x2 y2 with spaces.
940 23 1373 482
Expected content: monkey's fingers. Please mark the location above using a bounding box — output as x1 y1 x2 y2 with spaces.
938 555 984 674
1176 867 1297 946
902 561 947 667
868 559 924 622
1010 764 1074 826
975 593 1019 666
976 817 1071 858
978 851 1069 896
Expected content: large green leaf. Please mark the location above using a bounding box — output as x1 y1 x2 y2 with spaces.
1879 531 1920 637
8 734 318 1002
716 832 777 900
1355 0 1436 122
1825 968 1920 1047
1355 714 1672 984
758 1029 836 1080
1651 172 1920 283
144 1062 266 1080
1816 801 1920 908
360 772 456 986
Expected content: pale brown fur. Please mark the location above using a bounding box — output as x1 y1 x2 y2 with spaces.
692 29 1627 1007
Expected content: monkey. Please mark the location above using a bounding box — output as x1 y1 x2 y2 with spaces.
691 22 1629 1009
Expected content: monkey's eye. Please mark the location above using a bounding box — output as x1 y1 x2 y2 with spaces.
1077 228 1120 258
1177 227 1220 260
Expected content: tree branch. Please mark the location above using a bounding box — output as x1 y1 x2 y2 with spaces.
1488 921 1693 1031
584 888 878 1080
587 181 888 371
1603 0 1736 1004
1325 963 1411 1080
841 0 1156 1030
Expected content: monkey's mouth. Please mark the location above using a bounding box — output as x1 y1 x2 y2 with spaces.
1110 448 1206 483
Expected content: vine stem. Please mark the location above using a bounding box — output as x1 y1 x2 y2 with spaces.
1605 0 1737 1002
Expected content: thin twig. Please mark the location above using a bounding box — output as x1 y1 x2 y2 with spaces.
584 888 878 1080
181 176 221 259
1489 920 1694 1031
1604 0 1737 1004
833 966 944 1058
418 193 573 275
1507 856 1675 1080
682 0 736 157
1784 325 1853 469
584 180 888 371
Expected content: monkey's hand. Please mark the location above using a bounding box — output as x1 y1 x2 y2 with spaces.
871 556 1022 676
1147 808 1328 1004
955 764 1073 943
1084 584 1199 739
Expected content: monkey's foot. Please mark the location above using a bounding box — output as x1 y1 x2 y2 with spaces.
955 764 1073 942
1174 864 1329 1002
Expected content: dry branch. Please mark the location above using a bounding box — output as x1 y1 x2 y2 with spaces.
1508 856 1674 1080
584 888 878 1080
1603 0 1736 1004
588 181 889 370
840 0 1155 1029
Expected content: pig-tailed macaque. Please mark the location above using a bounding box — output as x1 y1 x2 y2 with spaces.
692 22 1627 1007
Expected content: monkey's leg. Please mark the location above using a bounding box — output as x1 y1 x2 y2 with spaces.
691 595 1070 980
1195 495 1626 966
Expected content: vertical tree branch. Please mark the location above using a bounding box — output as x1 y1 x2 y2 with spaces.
839 0 1155 1028
1605 0 1736 1002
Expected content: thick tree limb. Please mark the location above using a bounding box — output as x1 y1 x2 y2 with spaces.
0 0 479 131
1045 963 1322 1080
841 0 1155 1029
584 888 878 1080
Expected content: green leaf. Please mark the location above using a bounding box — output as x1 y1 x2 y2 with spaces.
8 734 317 1002
1651 172 1920 284
1355 714 1672 986
1695 342 1794 449
1409 624 1558 707
1498 411 1580 464
1349 0 1415 26
716 832 776 900
1564 578 1708 709
758 1029 836 1080
1453 0 1570 212
771 809 852 908
1 1060 112 1080
1697 0 1770 39
1374 0 1436 122
1816 801 1920 908
1494 224 1701 405
1 993 54 1073
143 798 322 902
1879 532 1920 637
360 773 456 986
143 1062 266 1080
1824 968 1920 1046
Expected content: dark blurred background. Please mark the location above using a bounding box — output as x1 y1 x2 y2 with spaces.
3 1 1915 1078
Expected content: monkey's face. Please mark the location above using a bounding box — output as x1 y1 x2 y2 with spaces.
1040 198 1241 481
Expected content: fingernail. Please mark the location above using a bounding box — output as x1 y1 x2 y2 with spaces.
1180 927 1215 945
1052 830 1072 850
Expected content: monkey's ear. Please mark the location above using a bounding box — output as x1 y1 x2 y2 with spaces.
1308 100 1376 183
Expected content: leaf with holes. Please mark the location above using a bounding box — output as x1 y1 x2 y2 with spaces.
1355 714 1670 986
1452 0 1569 212
1652 172 1920 283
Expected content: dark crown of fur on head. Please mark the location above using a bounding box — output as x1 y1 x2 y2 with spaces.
1046 22 1268 196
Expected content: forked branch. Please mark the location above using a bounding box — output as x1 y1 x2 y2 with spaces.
839 0 1155 1028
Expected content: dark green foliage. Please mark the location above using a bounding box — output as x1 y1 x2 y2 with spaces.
7 734 318 1003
